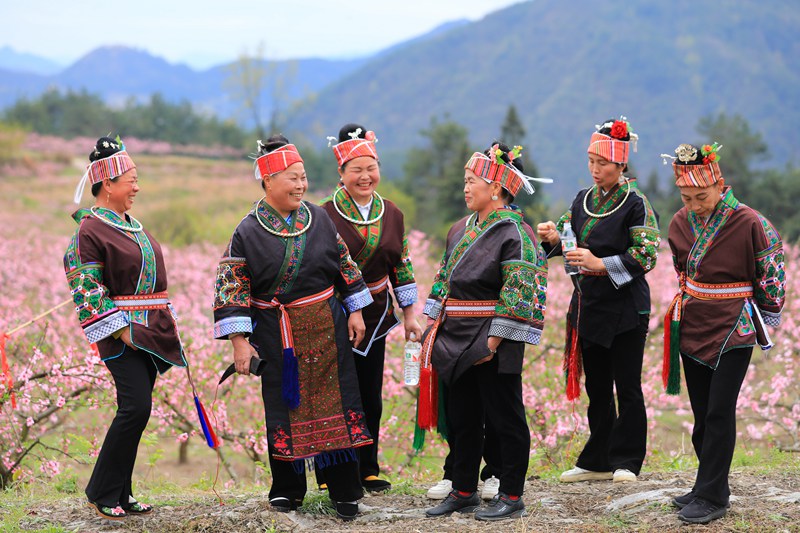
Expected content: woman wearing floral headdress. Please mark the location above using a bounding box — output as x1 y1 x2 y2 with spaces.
213 135 374 520
661 142 784 524
422 142 549 521
320 124 422 492
64 137 187 520
537 117 660 484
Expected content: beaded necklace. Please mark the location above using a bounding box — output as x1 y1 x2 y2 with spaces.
333 187 385 225
582 179 631 219
90 206 143 232
256 197 312 238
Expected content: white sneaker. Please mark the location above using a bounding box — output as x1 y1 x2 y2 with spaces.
613 468 637 483
481 476 500 500
559 466 613 482
426 479 453 500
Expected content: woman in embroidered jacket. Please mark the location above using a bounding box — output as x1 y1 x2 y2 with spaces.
213 135 373 520
64 137 185 520
537 118 660 484
422 142 548 521
320 124 422 492
661 143 785 525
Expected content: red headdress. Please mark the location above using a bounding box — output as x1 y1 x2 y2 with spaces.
328 128 379 168
253 142 304 179
661 143 723 187
587 117 638 164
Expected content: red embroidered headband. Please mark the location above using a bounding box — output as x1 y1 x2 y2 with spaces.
661 143 724 187
586 118 638 164
465 146 551 197
254 143 304 179
328 128 379 168
73 150 136 204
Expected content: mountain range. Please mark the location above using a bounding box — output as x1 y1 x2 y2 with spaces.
1 1 798 199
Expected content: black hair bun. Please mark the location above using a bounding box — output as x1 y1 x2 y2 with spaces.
597 118 631 142
89 136 123 162
484 141 525 173
673 143 703 166
259 134 290 155
338 123 367 143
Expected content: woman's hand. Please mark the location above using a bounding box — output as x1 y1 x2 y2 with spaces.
348 310 366 347
120 329 138 351
564 248 606 271
231 334 255 375
474 336 502 365
402 307 423 342
537 221 560 246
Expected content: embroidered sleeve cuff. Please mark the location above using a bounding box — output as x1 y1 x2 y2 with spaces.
343 287 373 313
761 309 781 327
394 283 418 308
603 255 634 288
213 317 253 339
489 317 542 345
84 311 129 344
424 298 442 319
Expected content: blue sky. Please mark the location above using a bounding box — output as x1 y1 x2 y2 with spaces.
1 0 524 68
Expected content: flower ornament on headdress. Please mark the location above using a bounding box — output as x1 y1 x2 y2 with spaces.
73 136 136 204
329 129 379 168
660 142 724 187
465 144 552 196
588 115 638 163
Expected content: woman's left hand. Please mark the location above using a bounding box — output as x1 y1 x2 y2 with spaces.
474 336 502 365
348 310 366 347
565 248 606 271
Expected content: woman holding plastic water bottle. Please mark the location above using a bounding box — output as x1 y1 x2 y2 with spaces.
321 123 422 492
536 117 660 484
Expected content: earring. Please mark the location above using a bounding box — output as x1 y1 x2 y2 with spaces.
491 195 499 201
106 192 110 203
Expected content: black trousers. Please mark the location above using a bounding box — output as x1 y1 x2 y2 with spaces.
352 337 386 478
268 447 364 503
682 347 752 506
576 316 648 474
447 356 530 496
86 348 157 507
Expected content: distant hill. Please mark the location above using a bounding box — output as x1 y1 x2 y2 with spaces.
282 0 800 198
0 46 63 75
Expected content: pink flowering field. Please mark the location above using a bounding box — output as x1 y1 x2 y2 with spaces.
0 139 797 489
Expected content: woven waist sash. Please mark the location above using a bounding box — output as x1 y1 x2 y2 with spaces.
112 291 169 311
366 275 390 295
421 298 498 368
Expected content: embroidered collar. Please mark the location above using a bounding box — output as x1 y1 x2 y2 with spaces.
255 199 312 238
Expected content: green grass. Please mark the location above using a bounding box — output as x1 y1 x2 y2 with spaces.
297 491 335 517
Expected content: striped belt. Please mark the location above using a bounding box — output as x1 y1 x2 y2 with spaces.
251 287 335 353
666 273 753 322
366 275 390 295
112 291 170 311
579 269 608 277
421 298 498 368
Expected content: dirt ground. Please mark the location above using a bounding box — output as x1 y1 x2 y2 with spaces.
14 468 800 533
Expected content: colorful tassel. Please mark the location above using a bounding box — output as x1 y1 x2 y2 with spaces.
417 365 438 430
194 396 220 449
662 292 683 395
282 347 300 409
564 322 582 401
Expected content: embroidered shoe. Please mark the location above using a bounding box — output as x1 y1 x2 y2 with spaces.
362 475 391 492
318 483 328 491
425 490 481 517
612 468 637 483
559 466 613 482
671 491 695 509
124 500 153 515
426 479 453 500
481 476 500 500
269 496 300 512
474 492 526 521
87 501 127 520
678 496 729 524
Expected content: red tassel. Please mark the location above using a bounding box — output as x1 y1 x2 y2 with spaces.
198 399 221 448
662 309 672 389
564 325 582 401
1 332 16 409
417 365 438 430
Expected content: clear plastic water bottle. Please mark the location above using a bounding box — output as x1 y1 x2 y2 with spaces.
561 222 580 276
403 334 422 386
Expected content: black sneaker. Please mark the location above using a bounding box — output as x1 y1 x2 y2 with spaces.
671 491 695 510
333 500 359 521
678 496 729 524
425 490 481 517
474 492 526 521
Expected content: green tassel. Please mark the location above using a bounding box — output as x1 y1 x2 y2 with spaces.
666 320 682 395
413 424 426 452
